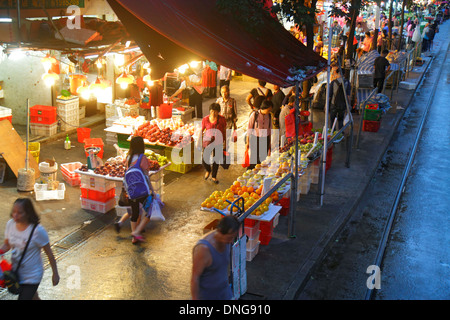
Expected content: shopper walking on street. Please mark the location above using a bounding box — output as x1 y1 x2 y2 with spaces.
191 215 240 300
246 80 272 111
218 65 232 89
200 103 227 184
329 67 351 130
0 198 59 300
373 49 391 94
271 85 285 130
216 85 237 131
115 136 155 244
246 100 273 170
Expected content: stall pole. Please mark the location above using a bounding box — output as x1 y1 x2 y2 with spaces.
320 14 333 207
337 60 354 168
288 81 300 238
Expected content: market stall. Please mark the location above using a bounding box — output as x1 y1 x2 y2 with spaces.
199 128 342 262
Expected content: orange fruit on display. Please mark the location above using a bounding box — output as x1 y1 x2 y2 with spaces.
265 197 272 205
241 186 248 193
233 181 241 188
247 186 254 193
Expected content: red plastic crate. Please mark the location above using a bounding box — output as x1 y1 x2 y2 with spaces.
259 220 273 235
30 105 57 125
259 233 272 245
84 138 104 159
81 187 115 202
0 115 12 124
362 120 381 132
365 103 379 110
244 218 259 227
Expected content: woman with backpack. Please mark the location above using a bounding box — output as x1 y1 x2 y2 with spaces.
0 198 59 300
115 136 156 243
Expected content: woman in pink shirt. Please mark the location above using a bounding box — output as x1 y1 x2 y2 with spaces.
201 103 227 184
246 100 273 170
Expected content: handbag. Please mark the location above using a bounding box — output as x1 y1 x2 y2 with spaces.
221 150 231 170
3 224 37 295
118 187 130 206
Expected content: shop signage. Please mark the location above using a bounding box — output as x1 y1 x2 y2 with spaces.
0 0 85 9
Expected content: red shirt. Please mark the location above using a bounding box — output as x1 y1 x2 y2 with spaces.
201 115 227 148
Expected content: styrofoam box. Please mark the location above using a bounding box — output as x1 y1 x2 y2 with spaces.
80 174 116 192
80 197 116 214
30 123 57 137
246 241 260 261
399 81 417 90
0 106 12 117
34 183 65 201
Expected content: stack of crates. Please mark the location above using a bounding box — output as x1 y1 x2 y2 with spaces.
30 105 57 136
105 116 119 145
56 96 79 132
244 219 261 261
0 106 12 124
165 144 195 174
80 174 116 213
60 162 82 186
363 104 382 132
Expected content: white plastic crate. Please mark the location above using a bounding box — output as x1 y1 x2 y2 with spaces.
56 96 79 110
80 174 116 192
244 222 260 239
30 123 57 137
106 116 119 127
57 105 79 120
59 114 79 131
34 183 65 201
81 197 116 213
246 231 261 250
246 241 260 261
79 105 85 119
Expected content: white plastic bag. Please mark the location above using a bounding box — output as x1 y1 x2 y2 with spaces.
149 195 165 221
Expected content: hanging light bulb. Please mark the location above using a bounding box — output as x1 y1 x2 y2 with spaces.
116 71 134 89
77 82 91 99
42 70 59 86
89 77 108 97
96 57 105 69
41 54 57 72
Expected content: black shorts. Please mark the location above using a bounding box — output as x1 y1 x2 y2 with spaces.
18 283 40 300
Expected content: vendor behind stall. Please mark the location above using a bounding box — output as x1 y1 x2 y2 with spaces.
170 71 203 118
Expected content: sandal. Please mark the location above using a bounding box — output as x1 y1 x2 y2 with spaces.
212 178 219 184
132 234 145 243
204 172 211 180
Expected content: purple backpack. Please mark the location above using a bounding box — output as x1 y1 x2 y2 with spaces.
123 154 150 200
